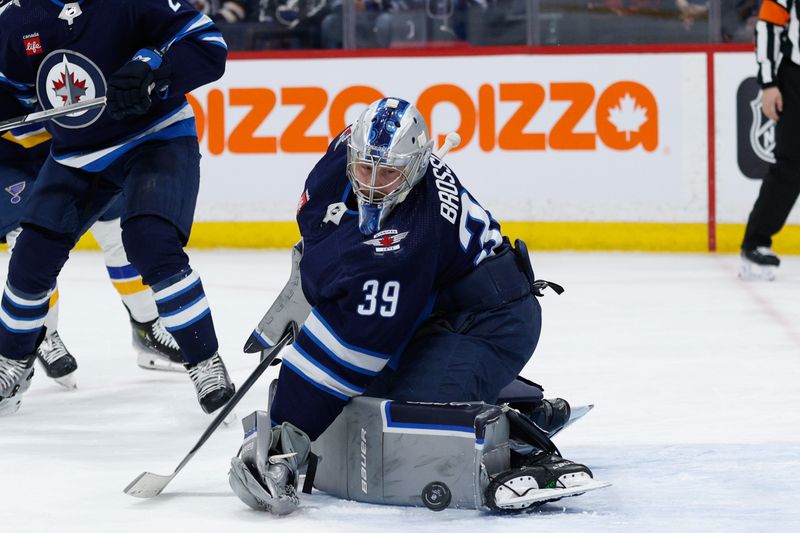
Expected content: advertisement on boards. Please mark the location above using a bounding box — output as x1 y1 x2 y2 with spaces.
188 53 708 224
715 51 800 226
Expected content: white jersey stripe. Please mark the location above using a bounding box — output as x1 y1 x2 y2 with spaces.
283 344 364 399
160 297 209 330
154 270 201 303
304 311 390 374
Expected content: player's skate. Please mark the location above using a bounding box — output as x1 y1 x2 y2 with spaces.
132 317 184 372
739 247 780 281
186 353 235 414
486 452 610 512
36 331 78 389
0 353 36 415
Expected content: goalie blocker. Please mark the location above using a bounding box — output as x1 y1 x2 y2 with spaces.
308 388 609 512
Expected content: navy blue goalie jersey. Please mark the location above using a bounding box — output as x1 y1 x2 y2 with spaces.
0 0 227 172
281 129 506 402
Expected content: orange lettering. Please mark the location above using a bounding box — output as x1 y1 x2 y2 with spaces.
596 82 658 152
549 83 596 150
478 84 495 152
207 89 225 155
416 84 475 152
227 88 277 154
498 83 546 151
186 93 205 143
329 86 383 137
280 87 329 153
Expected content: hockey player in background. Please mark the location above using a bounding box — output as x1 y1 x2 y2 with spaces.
0 0 235 416
0 130 184 389
229 98 603 514
740 0 800 280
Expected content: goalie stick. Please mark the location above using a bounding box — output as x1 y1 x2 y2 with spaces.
435 131 461 159
123 329 293 499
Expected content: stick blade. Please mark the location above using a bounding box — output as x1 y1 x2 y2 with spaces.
124 471 174 498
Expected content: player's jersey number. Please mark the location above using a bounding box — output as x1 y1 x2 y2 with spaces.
460 192 502 265
357 280 400 317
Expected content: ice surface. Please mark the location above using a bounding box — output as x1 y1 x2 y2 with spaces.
1 251 798 532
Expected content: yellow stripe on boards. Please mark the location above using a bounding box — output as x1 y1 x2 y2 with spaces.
32 221 800 255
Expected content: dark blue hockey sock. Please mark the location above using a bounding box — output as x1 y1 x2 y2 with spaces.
0 283 51 360
152 268 218 364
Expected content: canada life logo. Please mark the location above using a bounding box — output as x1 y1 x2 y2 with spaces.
186 81 658 155
23 33 42 56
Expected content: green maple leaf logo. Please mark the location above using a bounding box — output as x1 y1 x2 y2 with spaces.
608 93 649 142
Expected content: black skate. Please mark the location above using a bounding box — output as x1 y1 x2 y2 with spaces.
486 452 610 512
132 317 184 372
740 247 780 281
36 331 78 389
186 353 235 414
0 353 36 415
525 398 571 434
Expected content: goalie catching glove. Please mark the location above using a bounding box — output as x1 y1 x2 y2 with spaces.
228 411 311 516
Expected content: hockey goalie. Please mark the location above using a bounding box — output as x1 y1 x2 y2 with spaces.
228 97 610 514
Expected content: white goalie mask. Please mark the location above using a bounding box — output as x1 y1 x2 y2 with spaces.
347 97 435 234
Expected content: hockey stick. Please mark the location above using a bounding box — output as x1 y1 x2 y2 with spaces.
434 131 461 159
123 329 293 498
0 97 107 134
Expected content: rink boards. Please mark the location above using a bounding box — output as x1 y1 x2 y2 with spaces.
72 46 799 253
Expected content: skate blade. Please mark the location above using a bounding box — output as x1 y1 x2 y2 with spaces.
549 404 593 438
0 397 22 416
136 351 185 373
494 479 611 510
53 372 78 390
739 262 777 281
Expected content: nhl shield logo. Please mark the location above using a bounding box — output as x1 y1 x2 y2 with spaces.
736 77 772 180
749 91 776 164
36 50 106 129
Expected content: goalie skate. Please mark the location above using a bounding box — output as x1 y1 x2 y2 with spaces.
486 453 610 512
132 317 184 372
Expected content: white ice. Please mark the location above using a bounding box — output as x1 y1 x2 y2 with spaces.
1 250 799 532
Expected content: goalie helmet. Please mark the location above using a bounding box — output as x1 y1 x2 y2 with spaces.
347 97 434 235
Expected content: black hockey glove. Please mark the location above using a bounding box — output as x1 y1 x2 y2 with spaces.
106 49 171 120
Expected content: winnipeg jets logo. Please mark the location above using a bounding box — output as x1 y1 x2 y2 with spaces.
363 229 409 253
51 57 87 104
5 182 25 205
36 50 106 129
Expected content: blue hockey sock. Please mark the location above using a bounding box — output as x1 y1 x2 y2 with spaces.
0 283 51 360
152 268 218 364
